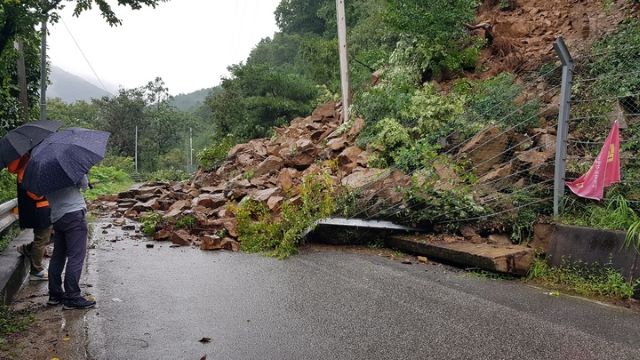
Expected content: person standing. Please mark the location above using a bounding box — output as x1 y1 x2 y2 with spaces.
46 175 95 310
7 155 52 281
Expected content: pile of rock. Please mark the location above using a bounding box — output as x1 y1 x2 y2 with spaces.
93 100 560 251
96 102 409 250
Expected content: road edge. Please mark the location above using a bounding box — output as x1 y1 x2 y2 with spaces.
0 230 32 305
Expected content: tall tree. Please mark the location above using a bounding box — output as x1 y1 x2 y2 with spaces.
274 0 329 35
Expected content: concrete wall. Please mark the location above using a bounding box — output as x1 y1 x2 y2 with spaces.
546 224 639 298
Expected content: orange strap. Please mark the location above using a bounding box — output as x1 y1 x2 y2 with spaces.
36 200 49 208
26 191 45 201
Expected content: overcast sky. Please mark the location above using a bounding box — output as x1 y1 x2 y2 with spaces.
49 0 281 95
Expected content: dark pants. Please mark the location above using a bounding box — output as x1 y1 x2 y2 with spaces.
48 210 87 300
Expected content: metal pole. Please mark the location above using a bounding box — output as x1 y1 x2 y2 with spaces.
15 40 29 123
39 17 47 121
135 125 139 173
189 127 193 172
553 37 574 217
335 0 350 123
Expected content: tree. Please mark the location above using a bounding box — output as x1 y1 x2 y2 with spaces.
93 88 146 157
274 0 329 35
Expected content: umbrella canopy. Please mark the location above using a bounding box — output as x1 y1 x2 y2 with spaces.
22 128 111 195
0 120 62 169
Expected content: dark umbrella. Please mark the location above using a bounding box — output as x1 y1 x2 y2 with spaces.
22 128 111 195
0 120 62 169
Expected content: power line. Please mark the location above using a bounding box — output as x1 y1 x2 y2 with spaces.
60 18 110 94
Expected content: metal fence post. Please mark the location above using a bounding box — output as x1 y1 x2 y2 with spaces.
553 37 574 217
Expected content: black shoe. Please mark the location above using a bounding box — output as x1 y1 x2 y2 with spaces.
62 297 96 310
47 296 63 306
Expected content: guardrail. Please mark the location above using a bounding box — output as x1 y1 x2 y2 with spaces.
0 199 18 233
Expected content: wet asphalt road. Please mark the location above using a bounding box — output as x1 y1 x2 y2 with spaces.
84 220 640 360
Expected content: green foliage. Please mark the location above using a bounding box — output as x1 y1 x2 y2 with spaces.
385 0 480 77
527 257 639 300
588 20 640 98
144 169 190 182
197 135 237 170
175 215 196 230
275 0 328 35
206 63 319 140
85 165 133 201
399 169 484 226
0 170 16 204
100 156 135 174
562 195 639 232
454 73 540 132
403 83 466 140
235 174 337 258
0 224 20 254
625 220 640 251
140 212 163 236
0 305 33 338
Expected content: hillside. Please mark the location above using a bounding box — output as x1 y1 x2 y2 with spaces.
170 87 219 112
48 66 113 103
94 0 640 257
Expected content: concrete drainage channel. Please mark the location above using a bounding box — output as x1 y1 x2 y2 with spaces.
306 218 640 300
305 218 535 275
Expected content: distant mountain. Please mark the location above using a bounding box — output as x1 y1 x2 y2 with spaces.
170 87 220 112
48 66 113 103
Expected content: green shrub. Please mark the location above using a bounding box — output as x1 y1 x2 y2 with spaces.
140 212 163 236
455 73 540 133
0 224 20 253
528 257 639 300
100 156 135 174
589 20 640 98
197 135 237 170
402 83 466 141
384 0 480 77
399 169 485 227
0 305 34 337
144 168 190 182
235 173 337 258
175 215 196 230
0 169 16 204
85 165 133 201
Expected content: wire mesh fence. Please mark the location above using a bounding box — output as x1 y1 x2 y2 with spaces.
346 61 563 232
339 36 640 240
565 43 640 209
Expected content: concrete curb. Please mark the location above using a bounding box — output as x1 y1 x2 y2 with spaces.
0 230 33 305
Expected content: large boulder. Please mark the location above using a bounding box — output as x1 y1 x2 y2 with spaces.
192 193 227 209
277 168 300 192
255 156 284 176
200 235 224 251
458 126 510 175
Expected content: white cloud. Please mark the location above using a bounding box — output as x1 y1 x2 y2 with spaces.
48 0 281 95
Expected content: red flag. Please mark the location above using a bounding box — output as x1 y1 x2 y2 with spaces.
566 121 621 200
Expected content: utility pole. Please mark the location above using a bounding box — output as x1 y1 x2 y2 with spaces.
553 37 574 217
335 0 350 123
189 127 193 172
39 17 47 121
135 125 139 172
15 40 29 123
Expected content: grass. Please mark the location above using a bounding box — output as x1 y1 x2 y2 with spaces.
0 306 34 342
527 257 639 300
85 165 133 201
467 269 516 280
0 224 20 253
